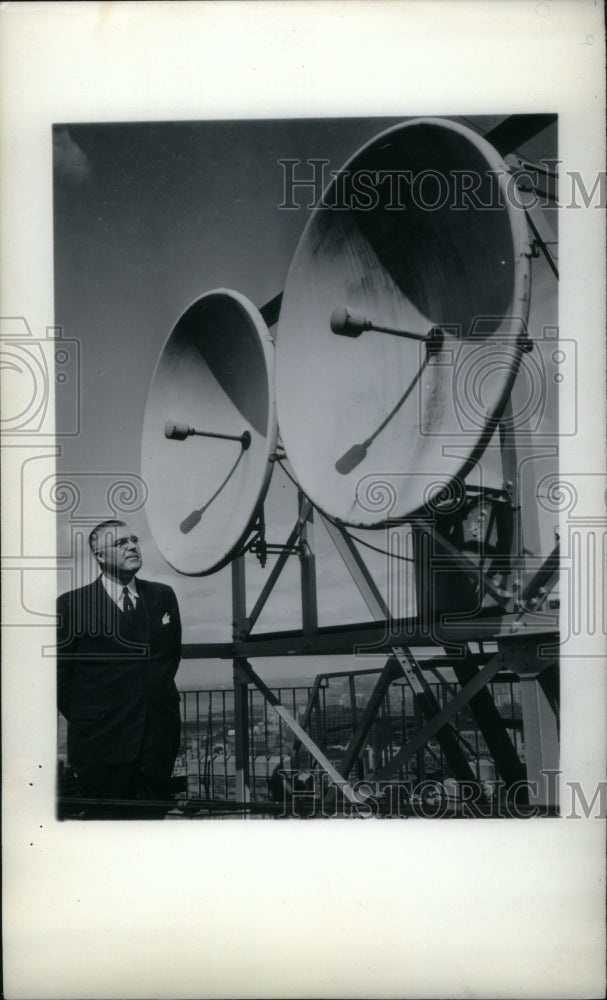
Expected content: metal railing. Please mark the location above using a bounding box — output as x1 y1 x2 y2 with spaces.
177 685 316 801
58 669 525 813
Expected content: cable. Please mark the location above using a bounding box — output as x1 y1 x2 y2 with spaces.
275 457 416 563
274 454 303 491
341 527 416 563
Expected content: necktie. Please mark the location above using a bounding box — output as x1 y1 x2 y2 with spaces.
122 586 135 621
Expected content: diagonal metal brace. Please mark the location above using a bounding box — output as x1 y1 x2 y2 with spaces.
290 673 324 763
369 649 509 781
410 519 512 609
238 659 366 806
323 514 477 781
521 543 559 607
321 515 390 619
391 646 478 782
246 498 313 633
339 657 402 777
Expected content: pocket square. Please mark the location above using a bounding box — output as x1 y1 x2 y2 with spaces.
162 612 171 625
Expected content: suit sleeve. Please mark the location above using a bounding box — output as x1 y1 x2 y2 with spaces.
56 591 77 720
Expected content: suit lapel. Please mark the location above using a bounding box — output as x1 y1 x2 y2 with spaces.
91 577 120 633
134 579 156 641
91 577 148 640
88 576 164 645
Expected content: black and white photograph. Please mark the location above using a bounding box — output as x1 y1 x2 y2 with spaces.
52 113 562 822
2 3 605 998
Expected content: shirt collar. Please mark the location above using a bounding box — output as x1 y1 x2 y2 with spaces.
101 574 139 603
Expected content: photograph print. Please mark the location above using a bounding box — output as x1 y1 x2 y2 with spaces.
52 113 562 820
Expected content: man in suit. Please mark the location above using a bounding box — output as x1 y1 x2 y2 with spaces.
57 519 182 819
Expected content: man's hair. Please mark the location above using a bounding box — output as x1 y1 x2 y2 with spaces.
88 519 128 554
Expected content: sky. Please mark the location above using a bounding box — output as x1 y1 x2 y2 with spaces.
52 114 558 688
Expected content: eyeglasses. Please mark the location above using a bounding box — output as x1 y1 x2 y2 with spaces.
97 535 140 551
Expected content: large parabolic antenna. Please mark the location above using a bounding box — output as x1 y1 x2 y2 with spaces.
275 117 532 527
141 289 277 575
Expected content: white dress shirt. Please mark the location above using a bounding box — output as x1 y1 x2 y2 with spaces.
101 574 139 611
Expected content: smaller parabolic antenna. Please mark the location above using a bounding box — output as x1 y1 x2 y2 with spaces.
141 289 277 575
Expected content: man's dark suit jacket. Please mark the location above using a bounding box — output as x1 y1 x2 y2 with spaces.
57 577 182 773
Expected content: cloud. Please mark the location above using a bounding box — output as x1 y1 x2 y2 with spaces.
53 127 91 184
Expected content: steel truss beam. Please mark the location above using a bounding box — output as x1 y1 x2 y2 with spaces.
183 609 558 660
321 515 480 783
223 517 558 807
450 650 526 786
218 475 559 810
368 648 517 781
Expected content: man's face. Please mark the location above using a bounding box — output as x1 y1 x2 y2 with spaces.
95 523 142 581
